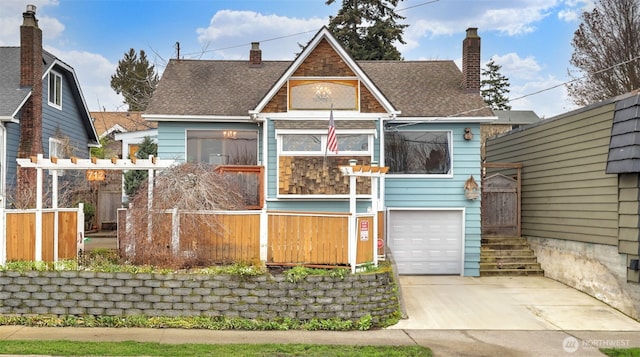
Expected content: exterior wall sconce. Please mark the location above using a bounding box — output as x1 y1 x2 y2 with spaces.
464 175 480 200
464 127 473 141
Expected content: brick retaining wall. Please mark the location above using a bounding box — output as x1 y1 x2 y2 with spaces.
0 271 398 323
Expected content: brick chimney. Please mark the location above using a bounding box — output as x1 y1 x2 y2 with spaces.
462 27 481 93
17 4 44 207
249 42 262 66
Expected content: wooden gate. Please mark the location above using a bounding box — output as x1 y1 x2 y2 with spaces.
482 163 522 237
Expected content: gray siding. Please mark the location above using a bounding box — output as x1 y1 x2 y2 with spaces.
486 102 619 246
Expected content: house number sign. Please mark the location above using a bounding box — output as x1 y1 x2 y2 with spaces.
86 169 106 181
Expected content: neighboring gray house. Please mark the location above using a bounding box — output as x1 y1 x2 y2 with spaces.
486 90 640 320
0 6 99 207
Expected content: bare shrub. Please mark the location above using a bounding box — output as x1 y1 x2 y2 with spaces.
121 163 246 268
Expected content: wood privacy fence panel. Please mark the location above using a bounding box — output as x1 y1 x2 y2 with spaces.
179 212 260 263
356 215 374 264
121 210 261 264
482 173 519 237
5 210 79 261
267 212 349 265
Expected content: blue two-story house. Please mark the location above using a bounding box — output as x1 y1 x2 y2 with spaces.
144 27 495 276
0 5 99 208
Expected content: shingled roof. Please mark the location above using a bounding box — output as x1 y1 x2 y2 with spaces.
146 59 291 116
146 58 492 118
0 47 56 119
146 27 492 119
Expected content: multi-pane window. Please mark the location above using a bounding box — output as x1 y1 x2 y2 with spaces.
384 131 452 175
48 71 62 108
186 130 258 165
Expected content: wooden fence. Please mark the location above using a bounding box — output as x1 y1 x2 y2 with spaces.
118 209 379 268
2 208 83 263
482 163 522 237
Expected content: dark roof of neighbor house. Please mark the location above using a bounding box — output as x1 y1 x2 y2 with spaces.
606 91 640 174
90 111 157 137
492 110 541 125
0 47 56 118
145 58 493 118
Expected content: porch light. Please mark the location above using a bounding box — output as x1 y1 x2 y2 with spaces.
464 127 473 141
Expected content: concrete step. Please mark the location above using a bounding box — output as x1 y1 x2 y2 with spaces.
480 261 542 270
481 248 534 257
481 256 539 264
481 237 530 245
482 243 531 250
480 236 544 277
480 268 545 277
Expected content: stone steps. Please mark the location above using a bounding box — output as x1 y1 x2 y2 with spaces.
480 236 544 277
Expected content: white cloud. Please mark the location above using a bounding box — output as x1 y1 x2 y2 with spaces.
510 75 577 118
45 46 124 111
195 10 326 60
491 53 542 81
0 0 63 45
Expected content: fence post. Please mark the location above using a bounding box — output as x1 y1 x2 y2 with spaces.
171 207 180 255
35 160 43 261
349 175 357 273
259 209 268 262
77 203 85 257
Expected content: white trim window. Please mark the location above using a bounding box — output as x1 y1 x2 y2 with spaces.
48 71 62 109
186 129 258 165
278 130 373 156
48 137 64 176
384 130 452 176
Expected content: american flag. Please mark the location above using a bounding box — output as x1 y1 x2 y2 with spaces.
326 108 338 155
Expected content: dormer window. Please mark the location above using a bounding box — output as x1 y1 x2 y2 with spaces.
48 71 62 109
289 79 358 110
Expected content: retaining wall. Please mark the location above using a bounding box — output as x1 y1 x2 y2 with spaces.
0 271 398 323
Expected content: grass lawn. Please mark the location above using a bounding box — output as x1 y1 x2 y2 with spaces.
601 348 640 357
0 340 432 357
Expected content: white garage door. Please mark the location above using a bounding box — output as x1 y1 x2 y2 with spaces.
387 210 463 275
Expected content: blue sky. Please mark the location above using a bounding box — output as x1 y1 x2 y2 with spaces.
1 0 594 118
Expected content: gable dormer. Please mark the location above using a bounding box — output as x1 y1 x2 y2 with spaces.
257 27 394 116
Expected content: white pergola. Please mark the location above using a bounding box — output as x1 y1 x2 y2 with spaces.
15 154 176 261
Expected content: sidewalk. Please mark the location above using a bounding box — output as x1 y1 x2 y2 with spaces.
1 326 640 356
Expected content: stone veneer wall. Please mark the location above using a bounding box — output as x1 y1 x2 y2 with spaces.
0 271 398 323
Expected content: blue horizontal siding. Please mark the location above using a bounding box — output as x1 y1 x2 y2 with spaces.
157 122 262 162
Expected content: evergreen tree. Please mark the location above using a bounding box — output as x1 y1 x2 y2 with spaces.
481 59 512 111
124 136 157 197
326 0 407 60
110 49 159 111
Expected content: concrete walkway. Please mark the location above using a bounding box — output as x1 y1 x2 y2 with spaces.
1 276 639 357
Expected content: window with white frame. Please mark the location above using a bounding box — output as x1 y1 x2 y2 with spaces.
186 130 258 165
48 71 62 109
384 130 452 175
279 132 371 155
49 137 64 176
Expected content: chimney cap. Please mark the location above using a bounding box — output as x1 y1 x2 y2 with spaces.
25 4 37 14
465 27 479 38
251 42 260 50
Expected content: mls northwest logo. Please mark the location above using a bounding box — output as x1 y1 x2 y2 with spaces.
562 336 580 353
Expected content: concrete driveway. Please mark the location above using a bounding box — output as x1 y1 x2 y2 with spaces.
388 275 640 330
